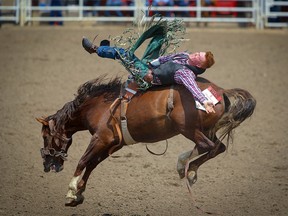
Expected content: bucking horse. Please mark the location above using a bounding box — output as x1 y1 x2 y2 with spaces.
36 75 256 207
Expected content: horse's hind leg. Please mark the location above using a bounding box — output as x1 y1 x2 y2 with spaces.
65 133 121 207
186 139 226 187
177 130 217 179
177 145 207 179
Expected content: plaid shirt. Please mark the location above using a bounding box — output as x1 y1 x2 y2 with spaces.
157 52 207 103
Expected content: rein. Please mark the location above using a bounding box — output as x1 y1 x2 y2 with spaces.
145 140 168 156
145 85 174 156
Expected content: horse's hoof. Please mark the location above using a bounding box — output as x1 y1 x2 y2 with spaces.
177 165 185 179
187 171 197 186
177 161 186 179
178 170 185 179
65 195 84 207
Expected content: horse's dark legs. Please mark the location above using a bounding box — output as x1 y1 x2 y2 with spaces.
189 143 226 171
177 128 227 186
177 129 216 179
177 145 207 179
65 152 110 207
186 140 226 187
65 133 121 207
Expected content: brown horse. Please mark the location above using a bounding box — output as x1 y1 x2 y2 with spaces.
36 75 256 207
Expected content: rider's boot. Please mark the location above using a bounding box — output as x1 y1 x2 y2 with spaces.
82 37 98 54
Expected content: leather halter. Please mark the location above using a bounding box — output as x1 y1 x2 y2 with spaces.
40 129 70 161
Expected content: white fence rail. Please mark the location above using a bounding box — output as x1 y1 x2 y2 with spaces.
0 0 20 24
263 0 288 28
0 0 287 29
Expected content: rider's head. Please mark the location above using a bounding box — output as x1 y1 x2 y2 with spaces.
188 51 215 69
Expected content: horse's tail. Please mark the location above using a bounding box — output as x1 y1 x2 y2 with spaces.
213 88 256 147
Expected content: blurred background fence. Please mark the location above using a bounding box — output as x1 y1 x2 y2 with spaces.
0 0 287 29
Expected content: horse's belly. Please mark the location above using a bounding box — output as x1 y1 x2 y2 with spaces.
125 92 177 142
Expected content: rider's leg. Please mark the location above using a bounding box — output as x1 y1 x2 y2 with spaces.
82 37 126 59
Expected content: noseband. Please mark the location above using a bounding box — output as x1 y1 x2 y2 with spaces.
40 131 71 161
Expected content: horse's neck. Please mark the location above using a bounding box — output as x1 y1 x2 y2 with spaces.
61 111 88 137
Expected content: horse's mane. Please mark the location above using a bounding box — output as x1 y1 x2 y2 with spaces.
48 75 123 131
76 75 122 102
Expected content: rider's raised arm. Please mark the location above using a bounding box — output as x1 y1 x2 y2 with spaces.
174 68 207 104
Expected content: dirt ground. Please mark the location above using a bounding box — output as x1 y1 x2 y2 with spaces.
0 23 287 216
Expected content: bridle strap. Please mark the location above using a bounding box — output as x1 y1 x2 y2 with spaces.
41 129 71 160
40 147 68 160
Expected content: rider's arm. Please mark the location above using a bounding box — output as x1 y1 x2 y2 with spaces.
149 54 173 67
175 69 215 113
150 52 189 67
174 68 207 104
157 53 176 64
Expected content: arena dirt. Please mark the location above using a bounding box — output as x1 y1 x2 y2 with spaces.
0 24 287 216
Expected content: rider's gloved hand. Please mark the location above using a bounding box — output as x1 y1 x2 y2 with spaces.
203 100 215 114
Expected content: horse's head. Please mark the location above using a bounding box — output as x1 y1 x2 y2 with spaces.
36 117 71 173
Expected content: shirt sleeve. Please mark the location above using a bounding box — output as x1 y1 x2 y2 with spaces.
174 68 207 104
158 52 189 64
158 54 174 64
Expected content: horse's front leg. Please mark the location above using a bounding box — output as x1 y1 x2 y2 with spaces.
65 155 108 207
65 134 120 207
65 175 83 206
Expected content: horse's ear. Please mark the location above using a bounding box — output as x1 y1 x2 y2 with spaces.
36 117 49 126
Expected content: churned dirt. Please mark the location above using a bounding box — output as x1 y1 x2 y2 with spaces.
0 23 287 216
